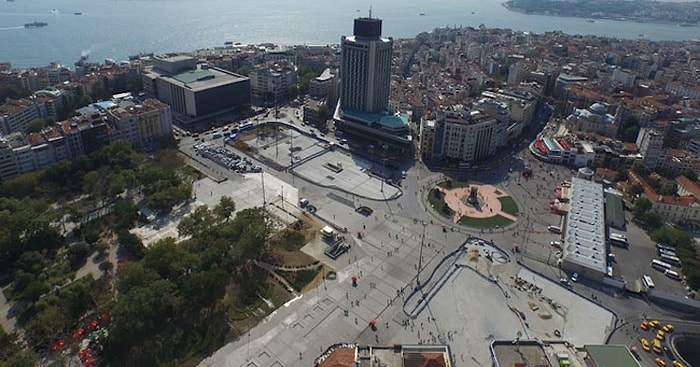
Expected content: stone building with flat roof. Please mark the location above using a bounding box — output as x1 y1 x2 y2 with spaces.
142 56 250 123
560 176 608 281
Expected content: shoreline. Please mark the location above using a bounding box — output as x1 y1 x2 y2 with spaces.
501 1 700 28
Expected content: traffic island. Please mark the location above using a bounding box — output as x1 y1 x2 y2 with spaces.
429 181 518 228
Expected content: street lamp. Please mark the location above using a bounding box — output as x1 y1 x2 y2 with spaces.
417 221 428 284
380 143 389 192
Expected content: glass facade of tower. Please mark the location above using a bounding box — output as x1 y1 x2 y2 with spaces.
340 17 393 114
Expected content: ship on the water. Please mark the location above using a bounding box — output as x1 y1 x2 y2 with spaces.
24 21 48 28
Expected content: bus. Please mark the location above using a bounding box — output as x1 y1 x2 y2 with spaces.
664 270 682 281
651 259 672 272
642 275 655 289
660 254 681 267
608 233 629 248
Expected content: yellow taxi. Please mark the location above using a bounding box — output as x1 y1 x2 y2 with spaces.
656 358 667 367
656 330 666 341
663 324 674 332
650 320 661 328
672 360 684 367
641 338 651 352
641 320 649 330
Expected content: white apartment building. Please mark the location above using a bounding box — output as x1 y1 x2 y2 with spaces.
249 59 297 105
429 105 505 162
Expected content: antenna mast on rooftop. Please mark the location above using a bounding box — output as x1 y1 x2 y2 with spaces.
369 6 372 19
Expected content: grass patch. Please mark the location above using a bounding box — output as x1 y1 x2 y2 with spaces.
437 179 469 189
498 196 519 216
428 189 454 217
283 268 321 292
459 214 513 228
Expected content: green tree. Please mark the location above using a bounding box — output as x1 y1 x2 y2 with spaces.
629 184 644 198
213 196 236 222
178 206 215 238
619 115 640 142
26 118 47 133
0 346 37 367
235 66 251 76
142 238 198 280
19 280 49 303
117 230 145 260
632 197 652 218
66 242 91 270
615 169 628 182
631 161 648 175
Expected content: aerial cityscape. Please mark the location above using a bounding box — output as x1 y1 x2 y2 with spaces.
1 2 700 367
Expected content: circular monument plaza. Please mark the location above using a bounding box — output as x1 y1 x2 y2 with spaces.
430 180 519 228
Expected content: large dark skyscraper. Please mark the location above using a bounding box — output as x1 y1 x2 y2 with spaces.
340 15 393 114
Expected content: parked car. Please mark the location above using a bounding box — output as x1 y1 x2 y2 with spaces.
640 320 649 330
570 272 579 282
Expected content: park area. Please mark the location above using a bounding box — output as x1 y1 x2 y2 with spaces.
428 180 519 228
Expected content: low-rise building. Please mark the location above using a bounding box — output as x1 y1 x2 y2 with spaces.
566 102 619 138
249 59 297 105
315 344 450 367
629 172 700 225
142 55 250 123
560 177 608 281
491 340 641 367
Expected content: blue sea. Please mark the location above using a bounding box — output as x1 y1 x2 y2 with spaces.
1 0 698 69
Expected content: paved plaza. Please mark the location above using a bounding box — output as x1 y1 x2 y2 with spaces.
439 184 518 223
169 128 628 367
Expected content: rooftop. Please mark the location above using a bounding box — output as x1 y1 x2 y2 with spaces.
166 65 248 91
584 345 640 367
491 340 553 367
316 345 450 367
562 176 607 274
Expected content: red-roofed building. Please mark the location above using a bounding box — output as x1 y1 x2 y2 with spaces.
629 172 700 224
315 345 451 367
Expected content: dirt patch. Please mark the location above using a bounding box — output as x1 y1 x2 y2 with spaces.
301 264 334 293
269 248 317 267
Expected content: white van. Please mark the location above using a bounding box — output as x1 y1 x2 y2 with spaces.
547 225 562 234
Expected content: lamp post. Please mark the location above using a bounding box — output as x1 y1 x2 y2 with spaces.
381 143 389 192
417 221 428 284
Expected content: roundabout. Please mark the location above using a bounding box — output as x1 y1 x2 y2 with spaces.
429 180 519 228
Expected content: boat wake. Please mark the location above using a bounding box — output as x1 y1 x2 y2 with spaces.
0 26 23 31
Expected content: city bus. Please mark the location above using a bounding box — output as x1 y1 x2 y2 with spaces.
651 259 672 272
642 275 655 289
608 233 629 248
660 254 681 267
